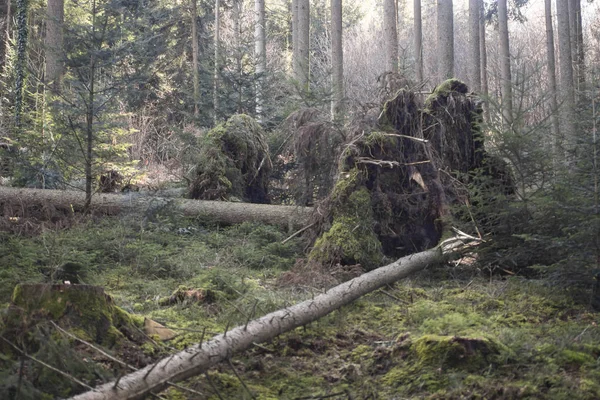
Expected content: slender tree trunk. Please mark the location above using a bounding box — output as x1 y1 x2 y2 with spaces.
545 0 560 161
254 0 266 120
0 0 10 73
291 0 298 72
436 0 454 81
191 0 200 117
330 0 343 120
383 0 398 73
14 0 28 128
498 0 513 126
232 0 243 113
468 0 480 93
84 0 97 211
295 0 309 90
557 0 576 156
413 0 423 85
569 0 584 93
67 234 475 400
45 0 63 94
213 0 220 125
479 0 489 122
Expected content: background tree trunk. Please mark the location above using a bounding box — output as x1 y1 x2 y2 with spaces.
413 0 423 85
292 0 298 73
295 0 310 90
330 0 343 120
191 0 200 117
0 0 10 74
233 0 243 113
254 0 266 120
468 0 480 93
569 0 584 93
436 0 454 81
557 0 576 156
213 0 220 124
68 239 474 400
0 187 312 228
545 0 560 161
498 0 513 126
45 0 64 94
479 0 489 122
383 0 398 73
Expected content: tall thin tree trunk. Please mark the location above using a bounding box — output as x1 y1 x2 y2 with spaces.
330 0 343 120
479 0 489 122
255 0 266 120
413 0 423 85
45 0 63 94
545 0 560 161
383 0 398 73
295 0 309 90
569 0 584 93
468 0 480 93
291 0 298 73
213 0 220 125
14 0 28 128
85 0 97 211
191 0 200 117
233 0 242 113
436 0 454 81
557 0 576 156
498 0 513 126
0 0 10 73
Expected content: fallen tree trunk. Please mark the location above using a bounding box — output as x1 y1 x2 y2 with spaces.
0 187 311 228
69 234 476 400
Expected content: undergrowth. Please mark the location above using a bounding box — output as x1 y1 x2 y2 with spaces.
1 216 600 399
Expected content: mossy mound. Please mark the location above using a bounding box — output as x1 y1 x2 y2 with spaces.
413 334 502 370
188 114 272 203
0 284 154 398
5 284 145 349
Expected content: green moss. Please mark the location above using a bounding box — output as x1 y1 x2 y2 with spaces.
424 79 469 110
559 349 596 366
413 334 501 370
310 187 383 270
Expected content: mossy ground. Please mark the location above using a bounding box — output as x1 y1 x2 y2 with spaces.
1 215 600 399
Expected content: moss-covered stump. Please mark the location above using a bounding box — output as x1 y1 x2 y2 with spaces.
413 335 502 370
189 114 272 203
0 284 154 398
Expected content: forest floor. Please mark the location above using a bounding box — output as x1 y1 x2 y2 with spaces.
1 212 600 399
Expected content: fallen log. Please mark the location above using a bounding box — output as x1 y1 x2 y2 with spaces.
0 187 312 228
69 233 477 400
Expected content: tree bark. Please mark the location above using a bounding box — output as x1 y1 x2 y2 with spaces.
295 0 309 90
545 0 560 162
436 0 454 81
213 0 221 125
330 0 343 120
498 0 512 126
556 0 576 156
68 235 473 400
45 0 64 94
413 0 423 85
468 0 480 93
233 0 243 113
291 0 298 72
383 0 398 73
254 0 266 120
0 187 312 228
569 0 584 93
479 1 489 122
191 0 200 117
0 0 10 74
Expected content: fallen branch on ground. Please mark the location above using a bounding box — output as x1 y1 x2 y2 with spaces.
69 232 479 400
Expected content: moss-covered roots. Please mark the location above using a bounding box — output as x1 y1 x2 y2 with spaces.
307 80 515 272
188 114 272 203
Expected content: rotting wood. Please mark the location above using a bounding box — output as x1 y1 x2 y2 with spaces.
68 233 478 400
0 186 312 228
